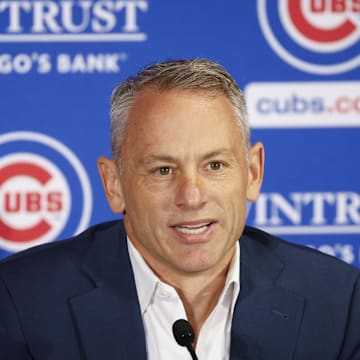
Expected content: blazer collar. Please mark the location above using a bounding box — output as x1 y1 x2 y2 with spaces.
230 227 305 360
69 221 147 360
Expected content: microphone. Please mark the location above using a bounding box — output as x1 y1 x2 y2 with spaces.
172 319 198 360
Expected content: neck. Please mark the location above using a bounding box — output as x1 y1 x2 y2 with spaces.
156 249 235 345
175 266 230 345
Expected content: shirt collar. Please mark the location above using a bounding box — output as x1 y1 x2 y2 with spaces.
127 237 159 314
220 241 240 311
128 237 240 315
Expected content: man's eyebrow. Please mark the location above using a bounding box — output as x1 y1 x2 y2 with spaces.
201 149 236 160
139 154 178 165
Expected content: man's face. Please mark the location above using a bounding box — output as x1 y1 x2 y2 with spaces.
100 89 263 279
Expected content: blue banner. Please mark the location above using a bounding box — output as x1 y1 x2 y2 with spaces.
1 0 359 266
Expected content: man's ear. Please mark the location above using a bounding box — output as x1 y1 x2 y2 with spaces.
97 157 125 214
246 142 265 202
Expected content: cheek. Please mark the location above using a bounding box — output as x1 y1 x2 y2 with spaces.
220 179 248 202
124 187 172 226
220 184 248 220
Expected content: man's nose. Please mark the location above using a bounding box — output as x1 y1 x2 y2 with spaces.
174 174 206 210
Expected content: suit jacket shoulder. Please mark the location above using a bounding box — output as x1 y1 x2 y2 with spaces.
232 226 360 360
0 220 146 360
243 225 360 289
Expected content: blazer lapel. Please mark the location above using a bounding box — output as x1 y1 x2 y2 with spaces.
230 229 305 360
69 222 147 360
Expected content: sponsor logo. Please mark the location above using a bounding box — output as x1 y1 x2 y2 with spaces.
245 81 360 128
0 0 148 42
0 52 127 74
257 0 360 74
247 191 360 234
0 131 92 252
246 191 360 266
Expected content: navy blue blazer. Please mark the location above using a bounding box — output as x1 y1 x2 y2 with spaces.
0 220 359 359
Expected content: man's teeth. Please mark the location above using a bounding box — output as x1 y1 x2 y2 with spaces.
175 223 211 234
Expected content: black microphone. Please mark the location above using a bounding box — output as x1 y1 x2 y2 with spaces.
172 319 198 360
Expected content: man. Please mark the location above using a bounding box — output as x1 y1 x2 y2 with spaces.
0 59 359 360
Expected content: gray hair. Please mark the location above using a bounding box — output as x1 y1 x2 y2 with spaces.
110 59 250 168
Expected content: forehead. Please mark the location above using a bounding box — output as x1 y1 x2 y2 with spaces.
123 88 244 158
128 88 239 128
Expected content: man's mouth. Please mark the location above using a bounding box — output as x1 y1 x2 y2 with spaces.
174 222 213 235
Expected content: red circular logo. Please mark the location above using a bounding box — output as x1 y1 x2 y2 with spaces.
258 0 360 74
280 0 360 52
0 153 71 252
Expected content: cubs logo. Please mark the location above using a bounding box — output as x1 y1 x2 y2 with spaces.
0 131 92 253
258 0 360 74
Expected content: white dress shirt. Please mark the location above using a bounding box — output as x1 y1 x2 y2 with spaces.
128 239 240 360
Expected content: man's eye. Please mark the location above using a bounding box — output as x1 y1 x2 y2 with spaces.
157 167 172 175
208 161 223 171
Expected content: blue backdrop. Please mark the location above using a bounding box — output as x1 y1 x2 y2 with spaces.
1 0 360 266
